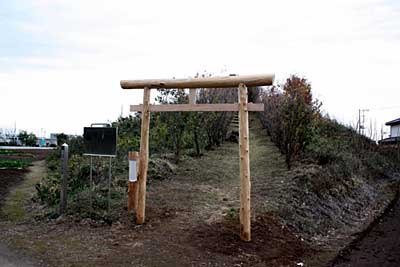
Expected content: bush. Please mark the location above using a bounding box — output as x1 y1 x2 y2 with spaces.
35 172 60 206
258 75 400 195
259 75 320 169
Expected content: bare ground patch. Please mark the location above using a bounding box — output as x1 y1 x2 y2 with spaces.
192 213 313 266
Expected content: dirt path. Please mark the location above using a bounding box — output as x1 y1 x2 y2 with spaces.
333 195 400 267
0 161 46 267
0 243 35 267
0 169 28 205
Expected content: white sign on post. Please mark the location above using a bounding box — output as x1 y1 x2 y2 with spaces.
129 160 137 182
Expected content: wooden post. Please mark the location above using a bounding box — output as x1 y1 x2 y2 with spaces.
121 73 274 89
137 87 151 224
238 83 251 241
60 143 69 215
128 151 139 212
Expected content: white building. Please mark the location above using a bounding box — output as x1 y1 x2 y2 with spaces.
380 117 400 145
386 118 400 138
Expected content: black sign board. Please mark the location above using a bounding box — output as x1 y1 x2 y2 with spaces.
83 127 117 157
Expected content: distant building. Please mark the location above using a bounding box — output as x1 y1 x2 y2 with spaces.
387 118 400 138
49 133 58 146
0 133 20 146
34 133 58 147
44 133 77 147
379 117 400 145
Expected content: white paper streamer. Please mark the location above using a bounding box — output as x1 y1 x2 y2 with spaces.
129 160 137 182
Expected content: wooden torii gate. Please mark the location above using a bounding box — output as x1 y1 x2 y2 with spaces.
120 74 274 241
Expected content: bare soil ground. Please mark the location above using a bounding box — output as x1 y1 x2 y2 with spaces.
0 242 35 267
0 122 397 266
333 194 400 267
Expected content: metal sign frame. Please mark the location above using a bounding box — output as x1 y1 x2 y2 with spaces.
83 124 118 157
83 123 118 213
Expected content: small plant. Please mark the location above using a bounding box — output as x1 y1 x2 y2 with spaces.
0 150 14 155
0 160 29 169
227 207 238 219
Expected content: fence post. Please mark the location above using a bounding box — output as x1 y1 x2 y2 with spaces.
128 151 140 212
60 143 69 215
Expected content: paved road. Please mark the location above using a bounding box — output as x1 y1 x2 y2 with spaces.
334 197 400 267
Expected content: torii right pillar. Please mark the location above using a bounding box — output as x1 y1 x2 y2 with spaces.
238 83 251 241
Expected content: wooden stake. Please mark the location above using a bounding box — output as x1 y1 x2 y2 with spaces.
137 87 151 224
128 151 139 212
60 144 69 215
238 83 251 241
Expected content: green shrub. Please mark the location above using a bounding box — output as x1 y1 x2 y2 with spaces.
35 172 60 206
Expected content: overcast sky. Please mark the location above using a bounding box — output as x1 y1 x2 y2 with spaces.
1 0 399 139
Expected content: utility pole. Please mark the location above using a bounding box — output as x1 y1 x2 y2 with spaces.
358 109 369 135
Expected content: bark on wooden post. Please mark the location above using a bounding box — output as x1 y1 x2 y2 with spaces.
137 87 151 224
238 83 251 241
128 151 139 212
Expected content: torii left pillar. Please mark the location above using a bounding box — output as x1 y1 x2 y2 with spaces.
136 87 150 224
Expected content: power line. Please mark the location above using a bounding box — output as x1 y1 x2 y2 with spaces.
367 105 400 111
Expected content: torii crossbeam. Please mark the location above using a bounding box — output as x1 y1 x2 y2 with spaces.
120 73 274 241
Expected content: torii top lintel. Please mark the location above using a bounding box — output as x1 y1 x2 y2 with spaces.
120 74 274 89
